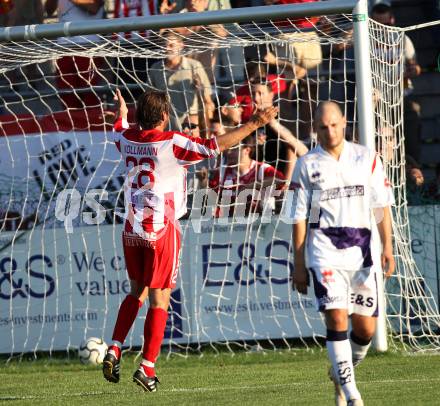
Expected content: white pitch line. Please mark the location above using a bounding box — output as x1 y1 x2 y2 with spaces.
1 378 440 400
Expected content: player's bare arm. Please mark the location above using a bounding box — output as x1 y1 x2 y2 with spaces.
264 51 307 81
114 89 128 123
269 119 309 157
376 206 395 278
292 219 308 294
216 107 278 152
193 74 211 136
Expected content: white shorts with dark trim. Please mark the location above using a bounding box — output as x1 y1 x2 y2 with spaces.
309 267 379 317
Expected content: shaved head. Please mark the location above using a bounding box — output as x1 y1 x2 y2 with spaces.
314 100 346 155
314 101 343 124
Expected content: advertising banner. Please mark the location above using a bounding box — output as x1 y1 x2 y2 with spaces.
1 207 439 353
407 205 440 308
0 224 187 354
187 221 325 343
0 110 124 233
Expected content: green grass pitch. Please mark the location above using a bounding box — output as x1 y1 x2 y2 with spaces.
1 349 439 405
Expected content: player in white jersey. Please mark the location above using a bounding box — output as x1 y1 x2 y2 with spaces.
103 89 278 392
291 101 395 406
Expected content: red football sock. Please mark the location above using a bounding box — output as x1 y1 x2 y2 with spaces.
142 307 168 376
108 345 121 359
140 359 156 378
111 295 143 344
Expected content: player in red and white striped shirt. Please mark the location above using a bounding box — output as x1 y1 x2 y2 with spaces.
207 135 286 218
103 89 278 392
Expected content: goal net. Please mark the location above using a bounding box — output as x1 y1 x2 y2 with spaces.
0 4 439 358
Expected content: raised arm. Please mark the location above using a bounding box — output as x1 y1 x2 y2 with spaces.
216 107 278 152
264 51 307 80
114 89 128 122
159 0 177 14
193 73 210 138
269 119 309 157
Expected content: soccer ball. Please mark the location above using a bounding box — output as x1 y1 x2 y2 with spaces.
78 337 108 365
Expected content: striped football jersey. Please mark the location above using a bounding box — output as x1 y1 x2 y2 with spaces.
114 117 219 235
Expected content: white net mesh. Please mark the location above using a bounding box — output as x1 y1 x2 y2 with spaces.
0 12 439 358
369 19 440 351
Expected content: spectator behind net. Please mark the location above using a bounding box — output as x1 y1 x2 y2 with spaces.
113 0 158 101
371 0 422 161
45 0 106 109
148 31 215 125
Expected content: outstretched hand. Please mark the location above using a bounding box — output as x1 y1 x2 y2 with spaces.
250 106 278 129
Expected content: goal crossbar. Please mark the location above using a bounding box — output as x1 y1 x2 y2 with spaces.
0 0 356 42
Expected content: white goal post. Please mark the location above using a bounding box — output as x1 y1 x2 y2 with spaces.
0 0 439 358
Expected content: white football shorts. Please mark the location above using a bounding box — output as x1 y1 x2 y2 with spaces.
309 267 379 317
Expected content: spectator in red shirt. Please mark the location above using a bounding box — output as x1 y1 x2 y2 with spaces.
199 134 286 217
232 62 288 124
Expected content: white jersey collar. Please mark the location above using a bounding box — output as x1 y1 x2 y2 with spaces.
317 139 349 162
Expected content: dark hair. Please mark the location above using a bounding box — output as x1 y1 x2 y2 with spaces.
251 80 273 92
241 135 256 156
212 109 235 128
136 90 170 129
182 121 199 131
163 30 184 43
246 61 267 82
406 154 420 170
211 110 221 123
